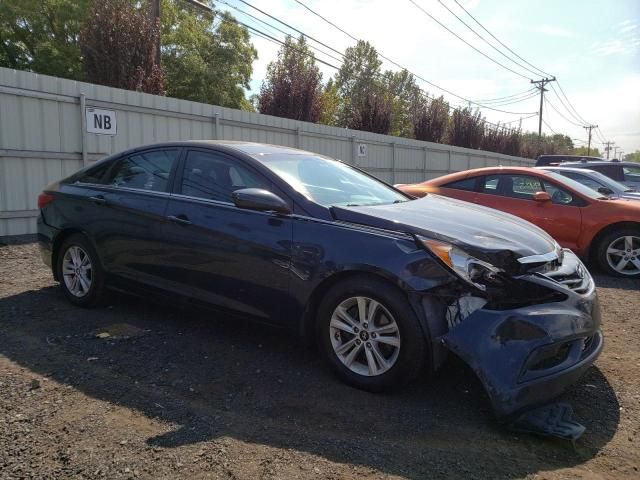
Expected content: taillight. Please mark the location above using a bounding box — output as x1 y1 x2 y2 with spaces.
37 192 55 210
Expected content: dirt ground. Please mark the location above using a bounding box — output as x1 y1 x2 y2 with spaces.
0 240 638 480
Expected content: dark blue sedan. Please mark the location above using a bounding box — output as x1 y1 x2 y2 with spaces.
36 141 602 426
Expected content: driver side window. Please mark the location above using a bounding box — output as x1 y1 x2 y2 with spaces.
542 181 574 205
179 150 269 202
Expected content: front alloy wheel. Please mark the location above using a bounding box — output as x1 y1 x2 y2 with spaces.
317 275 427 392
605 235 640 276
330 296 401 376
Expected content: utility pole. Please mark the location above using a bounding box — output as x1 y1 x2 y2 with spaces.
150 0 161 67
531 77 556 137
583 125 598 156
613 146 620 159
602 141 614 159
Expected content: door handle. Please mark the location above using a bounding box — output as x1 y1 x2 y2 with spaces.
88 195 107 206
167 214 192 226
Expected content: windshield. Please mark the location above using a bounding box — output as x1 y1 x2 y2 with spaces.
545 172 607 200
256 154 409 207
580 170 634 192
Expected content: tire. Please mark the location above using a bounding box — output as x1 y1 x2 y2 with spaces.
55 233 106 307
316 275 428 392
595 227 640 278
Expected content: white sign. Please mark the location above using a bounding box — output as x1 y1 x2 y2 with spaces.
357 143 368 157
86 108 117 135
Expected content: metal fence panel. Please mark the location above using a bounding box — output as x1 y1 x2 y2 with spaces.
0 67 534 236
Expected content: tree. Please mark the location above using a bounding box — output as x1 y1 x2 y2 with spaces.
572 146 602 157
81 0 165 94
161 1 257 110
0 0 89 79
382 69 418 138
334 40 382 127
624 150 640 163
445 107 485 149
347 88 393 135
258 35 324 122
320 78 340 126
413 95 450 143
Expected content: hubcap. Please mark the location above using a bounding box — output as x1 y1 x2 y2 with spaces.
606 235 640 276
329 296 401 377
62 246 92 297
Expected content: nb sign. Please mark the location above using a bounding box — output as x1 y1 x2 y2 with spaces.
86 108 117 135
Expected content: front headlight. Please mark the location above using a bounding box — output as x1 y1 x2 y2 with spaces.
418 236 503 291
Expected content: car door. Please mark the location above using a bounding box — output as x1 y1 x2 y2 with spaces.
161 148 293 322
86 148 181 286
473 174 583 250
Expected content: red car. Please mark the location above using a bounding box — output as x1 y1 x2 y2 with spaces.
397 167 640 278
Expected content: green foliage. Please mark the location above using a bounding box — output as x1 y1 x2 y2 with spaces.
161 2 257 110
624 150 640 162
0 0 89 79
572 146 601 157
334 40 382 127
81 0 166 94
413 95 450 143
320 78 340 126
382 69 418 138
258 35 324 122
445 107 485 149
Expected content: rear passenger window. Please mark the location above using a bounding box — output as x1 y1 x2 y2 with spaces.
179 150 269 202
105 150 178 192
593 165 624 181
73 161 112 184
443 177 477 191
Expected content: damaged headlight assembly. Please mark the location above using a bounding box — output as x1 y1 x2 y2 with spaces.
417 236 504 291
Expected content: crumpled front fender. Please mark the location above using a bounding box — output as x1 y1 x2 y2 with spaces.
442 274 602 418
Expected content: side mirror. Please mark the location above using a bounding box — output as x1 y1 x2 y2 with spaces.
232 188 291 214
533 191 551 203
597 187 614 196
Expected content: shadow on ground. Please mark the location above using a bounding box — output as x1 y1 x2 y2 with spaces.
0 286 621 479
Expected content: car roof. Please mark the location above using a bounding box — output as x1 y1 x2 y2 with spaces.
424 166 555 185
539 166 600 174
561 161 635 167
111 140 317 159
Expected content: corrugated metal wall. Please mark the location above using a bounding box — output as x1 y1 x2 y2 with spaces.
0 67 534 236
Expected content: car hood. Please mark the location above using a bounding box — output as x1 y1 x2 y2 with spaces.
619 191 640 200
331 194 558 272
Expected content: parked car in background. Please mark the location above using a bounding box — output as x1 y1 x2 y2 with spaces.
539 166 640 201
560 161 640 190
535 154 603 167
397 166 640 278
37 141 602 424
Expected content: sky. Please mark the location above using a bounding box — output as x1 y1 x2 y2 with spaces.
219 0 640 156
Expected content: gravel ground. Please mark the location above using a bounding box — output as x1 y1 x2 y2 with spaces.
1 240 638 480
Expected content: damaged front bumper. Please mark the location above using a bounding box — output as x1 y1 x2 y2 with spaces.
438 249 603 418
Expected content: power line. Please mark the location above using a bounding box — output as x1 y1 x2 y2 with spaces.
555 81 590 124
451 0 552 78
476 90 539 106
219 0 344 64
545 97 586 128
541 118 558 135
474 87 537 103
435 0 543 79
290 0 537 115
407 0 533 80
548 84 587 126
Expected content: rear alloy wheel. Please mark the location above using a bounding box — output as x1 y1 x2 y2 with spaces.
62 246 93 297
318 276 427 392
596 228 640 278
56 234 106 307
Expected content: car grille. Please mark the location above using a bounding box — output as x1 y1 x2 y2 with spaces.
543 261 591 294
